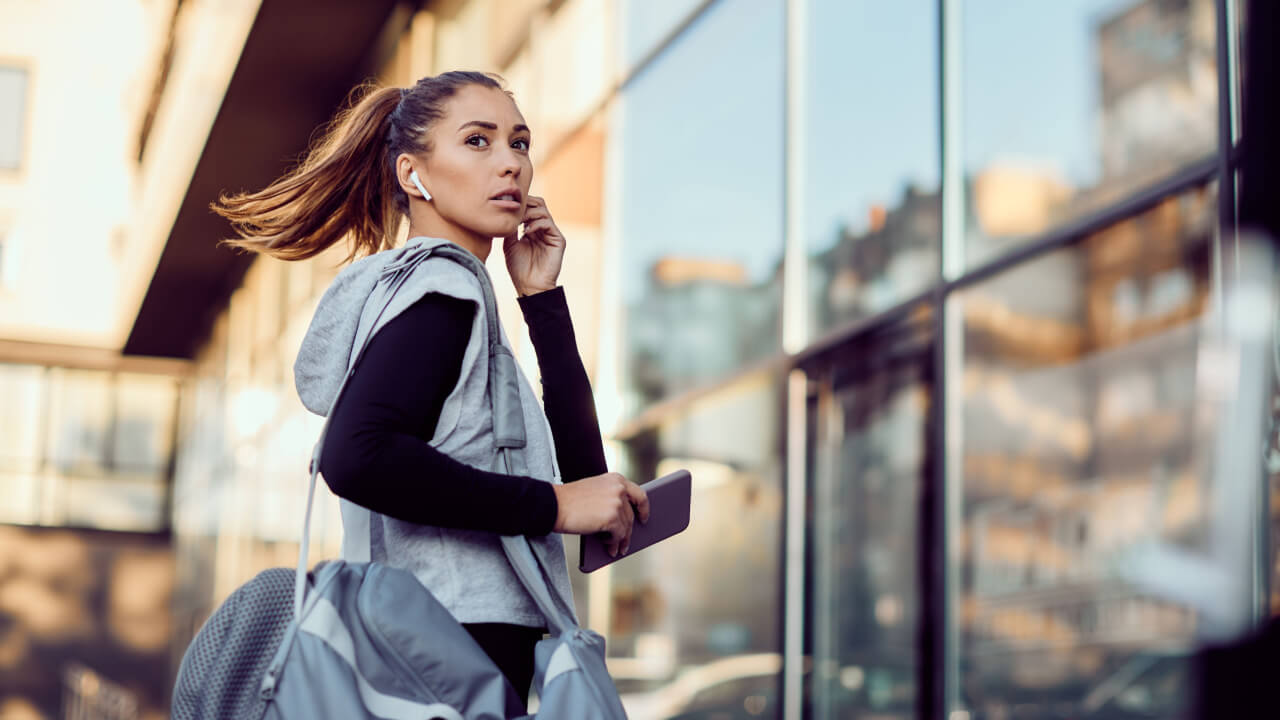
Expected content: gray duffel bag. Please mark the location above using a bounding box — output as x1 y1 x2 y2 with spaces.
172 242 628 719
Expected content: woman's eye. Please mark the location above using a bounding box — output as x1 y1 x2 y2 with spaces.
513 138 530 151
466 134 489 147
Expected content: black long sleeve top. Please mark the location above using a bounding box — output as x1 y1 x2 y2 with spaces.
318 286 607 537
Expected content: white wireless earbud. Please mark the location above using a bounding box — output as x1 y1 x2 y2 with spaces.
409 170 431 201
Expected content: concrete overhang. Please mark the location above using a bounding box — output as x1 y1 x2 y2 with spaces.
124 0 406 358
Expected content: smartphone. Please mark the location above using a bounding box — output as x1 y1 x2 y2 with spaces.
578 469 692 573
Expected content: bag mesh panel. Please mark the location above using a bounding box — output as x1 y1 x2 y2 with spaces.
171 567 297 720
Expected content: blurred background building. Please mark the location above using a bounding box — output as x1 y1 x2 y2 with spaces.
0 0 1271 718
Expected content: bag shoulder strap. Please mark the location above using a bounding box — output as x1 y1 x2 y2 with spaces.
294 244 452 616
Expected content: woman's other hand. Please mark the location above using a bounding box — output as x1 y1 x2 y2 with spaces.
503 195 565 296
551 472 650 557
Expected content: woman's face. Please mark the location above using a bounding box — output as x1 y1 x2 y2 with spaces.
415 84 534 241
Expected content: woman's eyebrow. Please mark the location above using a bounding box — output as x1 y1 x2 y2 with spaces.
457 120 531 134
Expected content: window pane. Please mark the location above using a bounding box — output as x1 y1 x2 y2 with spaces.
0 364 43 471
0 365 44 524
807 0 939 333
806 309 932 720
613 374 783 719
617 0 708 71
964 0 1218 267
113 373 178 476
62 476 167 532
619 0 784 412
957 185 1216 718
0 66 25 170
47 369 112 475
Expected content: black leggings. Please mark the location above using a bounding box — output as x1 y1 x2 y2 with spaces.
462 622 545 706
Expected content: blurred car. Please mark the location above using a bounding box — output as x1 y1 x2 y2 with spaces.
620 653 782 720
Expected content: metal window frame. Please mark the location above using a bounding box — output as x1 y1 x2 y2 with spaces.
782 0 811 716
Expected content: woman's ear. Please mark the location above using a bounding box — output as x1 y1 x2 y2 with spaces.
396 153 431 201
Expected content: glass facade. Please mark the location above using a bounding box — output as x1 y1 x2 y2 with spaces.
0 363 178 532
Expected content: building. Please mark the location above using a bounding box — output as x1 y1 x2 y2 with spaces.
0 0 1272 718
0 1 259 716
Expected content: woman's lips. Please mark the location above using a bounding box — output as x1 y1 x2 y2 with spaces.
489 199 522 210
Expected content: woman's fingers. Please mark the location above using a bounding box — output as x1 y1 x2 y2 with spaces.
521 217 556 242
521 204 549 222
605 479 648 557
625 480 650 524
612 481 650 557
617 499 635 556
520 196 545 222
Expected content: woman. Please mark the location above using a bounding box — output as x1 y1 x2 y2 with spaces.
212 70 649 707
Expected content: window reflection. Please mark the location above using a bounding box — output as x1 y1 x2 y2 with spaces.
617 0 709 70
0 364 44 524
611 373 782 720
63 476 167 532
957 184 1215 718
0 364 178 531
805 307 932 720
48 369 112 475
964 0 1218 267
0 364 42 470
619 0 784 412
114 374 178 475
807 0 939 333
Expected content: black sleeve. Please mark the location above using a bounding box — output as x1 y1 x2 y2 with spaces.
318 292 559 536
517 287 608 482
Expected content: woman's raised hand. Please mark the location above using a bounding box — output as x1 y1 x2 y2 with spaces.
503 195 566 297
551 472 650 558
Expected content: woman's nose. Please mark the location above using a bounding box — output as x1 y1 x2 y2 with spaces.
499 150 522 177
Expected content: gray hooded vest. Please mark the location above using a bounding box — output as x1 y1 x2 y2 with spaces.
293 235 574 627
